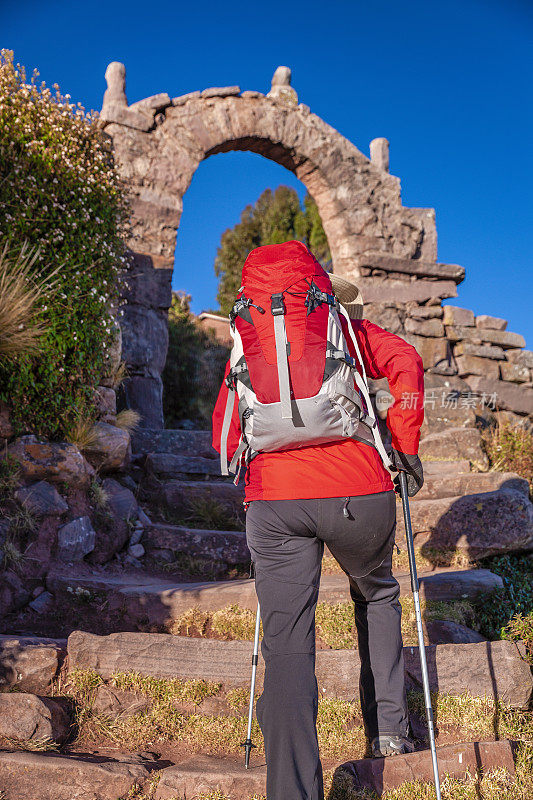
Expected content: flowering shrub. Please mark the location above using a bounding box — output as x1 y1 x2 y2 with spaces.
0 50 126 438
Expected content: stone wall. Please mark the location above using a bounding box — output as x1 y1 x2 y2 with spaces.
99 62 531 426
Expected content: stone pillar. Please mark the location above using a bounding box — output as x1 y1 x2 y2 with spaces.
370 137 390 172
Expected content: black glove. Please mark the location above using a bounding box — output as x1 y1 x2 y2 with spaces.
390 449 424 497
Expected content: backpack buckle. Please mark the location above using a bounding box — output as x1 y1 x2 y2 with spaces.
270 293 285 316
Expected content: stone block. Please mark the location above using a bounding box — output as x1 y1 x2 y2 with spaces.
172 91 201 105
354 253 464 282
455 354 499 379
400 333 451 373
122 376 164 429
121 305 169 373
447 326 525 349
337 740 515 794
15 481 68 517
0 751 150 800
419 427 488 467
369 138 389 172
476 314 508 331
123 253 172 309
57 516 96 561
454 341 505 360
357 278 457 304
7 436 95 487
467 376 533 416
68 631 533 707
82 422 130 472
364 304 403 334
99 103 154 131
28 591 54 614
142 524 249 565
443 305 475 326
407 305 443 320
0 693 69 744
201 86 240 97
401 487 533 559
129 92 171 113
404 318 444 337
506 348 533 369
500 361 530 383
95 386 117 420
0 634 66 692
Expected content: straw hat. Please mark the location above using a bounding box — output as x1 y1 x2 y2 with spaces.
329 274 364 320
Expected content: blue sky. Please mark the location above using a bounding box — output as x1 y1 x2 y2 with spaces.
2 0 532 344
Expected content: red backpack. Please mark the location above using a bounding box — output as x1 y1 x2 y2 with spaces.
219 241 391 478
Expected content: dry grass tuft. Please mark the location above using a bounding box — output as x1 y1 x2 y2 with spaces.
64 415 99 451
115 408 141 432
0 242 57 361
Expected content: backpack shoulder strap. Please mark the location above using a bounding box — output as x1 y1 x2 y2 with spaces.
336 304 393 472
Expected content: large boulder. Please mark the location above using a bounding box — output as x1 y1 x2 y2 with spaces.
7 436 95 487
0 635 65 693
0 693 69 744
398 488 533 559
82 422 131 472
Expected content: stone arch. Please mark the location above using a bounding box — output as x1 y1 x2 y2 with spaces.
100 64 440 427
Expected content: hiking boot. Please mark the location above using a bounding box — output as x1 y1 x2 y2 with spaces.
370 735 415 758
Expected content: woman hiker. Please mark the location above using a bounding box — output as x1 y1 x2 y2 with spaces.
212 241 425 800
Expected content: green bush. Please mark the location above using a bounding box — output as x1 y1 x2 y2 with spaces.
0 50 126 439
162 293 229 428
474 553 533 641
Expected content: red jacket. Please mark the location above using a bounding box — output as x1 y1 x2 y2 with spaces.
212 316 424 503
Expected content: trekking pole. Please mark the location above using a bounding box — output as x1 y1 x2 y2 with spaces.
242 600 261 769
398 470 442 800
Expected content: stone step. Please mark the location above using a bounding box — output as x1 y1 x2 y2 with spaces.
68 630 533 709
47 567 503 629
337 739 515 795
155 755 266 799
145 451 222 479
416 470 528 501
132 428 214 457
146 472 530 518
142 523 250 564
419 426 488 468
154 740 516 798
0 750 151 800
400 487 533 558
422 459 471 477
147 480 246 521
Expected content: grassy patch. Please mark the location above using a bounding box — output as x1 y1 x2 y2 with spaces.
483 422 533 491
168 600 477 649
503 611 533 664
109 672 221 705
0 455 20 501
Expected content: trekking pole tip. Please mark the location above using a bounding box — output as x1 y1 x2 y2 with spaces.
242 739 256 769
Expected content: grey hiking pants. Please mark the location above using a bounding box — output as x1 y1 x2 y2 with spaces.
246 491 408 800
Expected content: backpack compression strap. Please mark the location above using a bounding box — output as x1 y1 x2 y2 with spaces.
336 303 393 472
271 293 293 420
